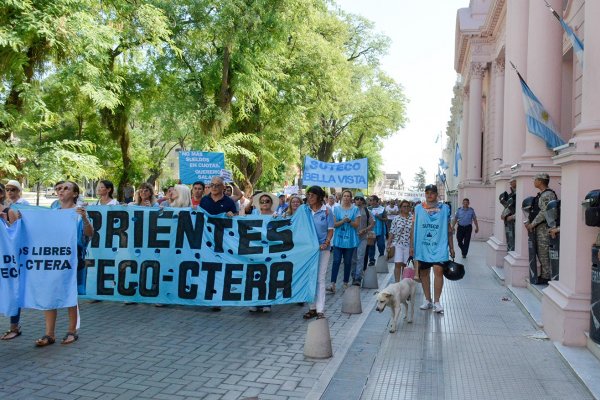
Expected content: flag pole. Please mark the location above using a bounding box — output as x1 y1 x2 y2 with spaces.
543 0 562 22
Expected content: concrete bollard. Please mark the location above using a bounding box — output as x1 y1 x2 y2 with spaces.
304 318 333 359
376 255 389 273
362 266 378 289
341 285 362 314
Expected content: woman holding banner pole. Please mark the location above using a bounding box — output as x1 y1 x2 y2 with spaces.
35 181 93 346
303 186 333 320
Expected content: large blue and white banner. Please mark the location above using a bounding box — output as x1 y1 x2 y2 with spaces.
18 209 79 310
179 151 225 184
0 220 20 317
83 205 320 306
302 156 368 189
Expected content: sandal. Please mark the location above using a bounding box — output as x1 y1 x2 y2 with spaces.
35 335 56 347
1 326 21 340
303 309 317 319
61 332 78 345
316 313 325 320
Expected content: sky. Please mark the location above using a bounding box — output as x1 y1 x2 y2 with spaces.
335 0 469 188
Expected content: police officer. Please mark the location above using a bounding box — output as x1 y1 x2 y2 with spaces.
525 173 557 284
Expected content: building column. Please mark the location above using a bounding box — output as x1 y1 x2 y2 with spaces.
459 87 469 185
466 62 484 183
521 0 563 161
487 58 509 269
542 0 600 346
502 0 530 287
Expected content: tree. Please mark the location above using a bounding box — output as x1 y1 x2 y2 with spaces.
413 167 427 192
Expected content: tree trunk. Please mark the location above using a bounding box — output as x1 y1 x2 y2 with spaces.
101 104 131 201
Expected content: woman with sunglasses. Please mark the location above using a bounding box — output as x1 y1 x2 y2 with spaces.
35 181 93 346
387 200 413 282
0 180 28 340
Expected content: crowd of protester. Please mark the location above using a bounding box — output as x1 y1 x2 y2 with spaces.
0 176 442 347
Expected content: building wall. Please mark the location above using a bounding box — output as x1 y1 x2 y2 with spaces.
449 0 600 347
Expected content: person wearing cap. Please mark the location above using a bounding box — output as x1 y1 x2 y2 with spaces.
350 192 374 285
452 198 479 258
525 173 557 284
276 194 288 216
410 184 454 314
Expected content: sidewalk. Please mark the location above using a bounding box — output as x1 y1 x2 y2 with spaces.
322 242 595 400
0 243 595 399
0 255 388 400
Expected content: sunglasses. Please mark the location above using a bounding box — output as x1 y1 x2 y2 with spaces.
260 200 271 204
6 188 18 192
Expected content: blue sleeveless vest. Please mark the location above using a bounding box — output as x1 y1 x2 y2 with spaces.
414 202 450 263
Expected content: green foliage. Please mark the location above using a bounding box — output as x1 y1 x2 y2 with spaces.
1 0 407 192
413 167 427 192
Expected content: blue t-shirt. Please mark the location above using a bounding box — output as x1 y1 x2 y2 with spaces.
304 204 334 250
371 205 387 236
332 205 359 248
414 202 450 263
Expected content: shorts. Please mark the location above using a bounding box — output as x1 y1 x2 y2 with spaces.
416 260 445 270
393 244 410 264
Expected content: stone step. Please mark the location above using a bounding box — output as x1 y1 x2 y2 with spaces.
508 285 543 328
555 340 600 400
490 265 505 284
526 280 547 301
587 333 600 364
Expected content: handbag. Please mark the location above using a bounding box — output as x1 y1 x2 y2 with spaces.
386 245 395 260
366 231 376 245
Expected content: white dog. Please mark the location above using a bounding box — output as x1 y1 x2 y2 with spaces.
375 278 417 333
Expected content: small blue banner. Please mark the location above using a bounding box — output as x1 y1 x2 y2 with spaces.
302 156 368 189
18 209 79 310
179 151 225 184
0 220 20 317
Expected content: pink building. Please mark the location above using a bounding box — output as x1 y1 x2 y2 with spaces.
447 0 600 349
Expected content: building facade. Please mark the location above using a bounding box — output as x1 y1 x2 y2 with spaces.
445 0 600 347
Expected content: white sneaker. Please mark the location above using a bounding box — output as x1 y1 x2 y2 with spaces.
433 302 444 313
262 306 271 313
420 301 433 310
249 306 258 312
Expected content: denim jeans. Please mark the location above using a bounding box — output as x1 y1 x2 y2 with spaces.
351 238 368 281
368 234 386 263
331 247 355 284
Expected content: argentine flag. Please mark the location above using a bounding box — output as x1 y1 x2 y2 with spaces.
559 19 584 68
454 142 461 177
516 71 565 150
546 3 583 68
439 158 449 170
